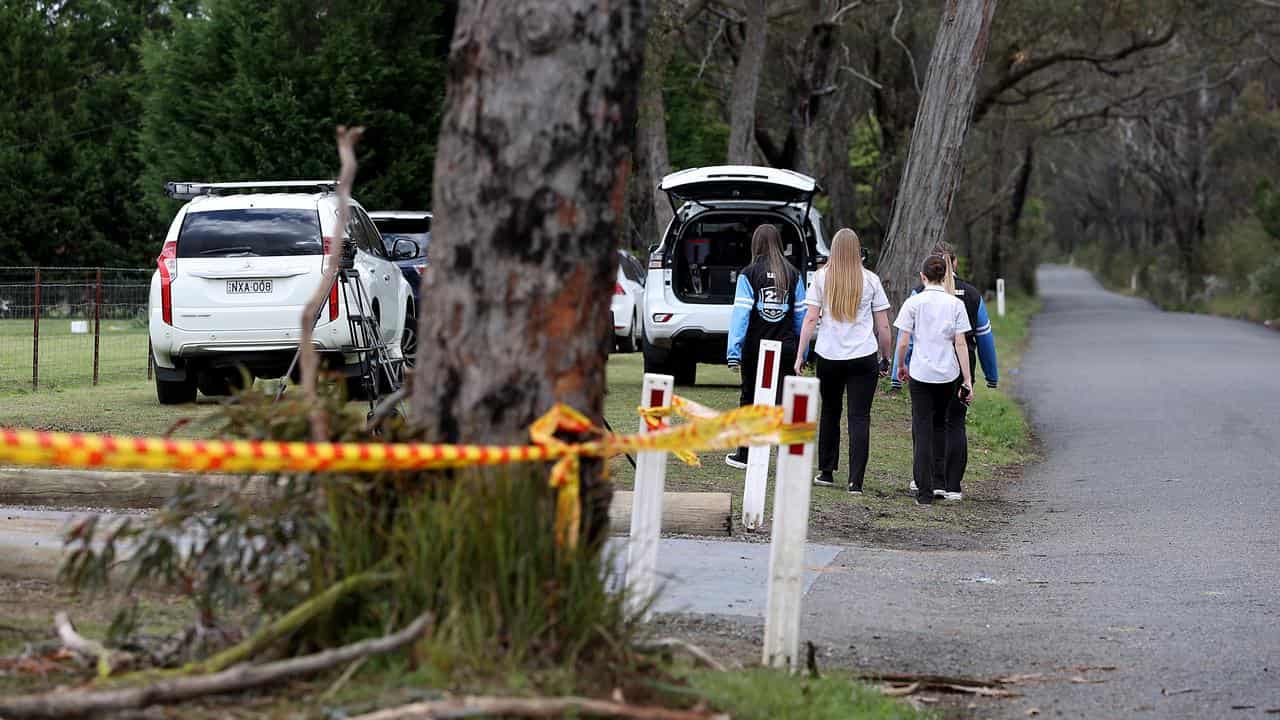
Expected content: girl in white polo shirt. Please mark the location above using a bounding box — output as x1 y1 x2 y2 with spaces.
795 228 893 494
894 254 973 505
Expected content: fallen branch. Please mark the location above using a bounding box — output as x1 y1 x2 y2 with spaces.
633 638 727 672
55 612 129 678
182 570 397 675
0 612 432 720
856 671 1001 688
348 696 728 720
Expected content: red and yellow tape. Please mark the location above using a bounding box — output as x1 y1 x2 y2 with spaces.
0 398 813 548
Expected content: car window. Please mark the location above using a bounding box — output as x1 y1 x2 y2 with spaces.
372 218 431 260
177 209 322 258
620 255 644 284
357 211 389 259
346 211 376 256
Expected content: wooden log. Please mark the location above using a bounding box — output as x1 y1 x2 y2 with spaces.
610 491 731 536
0 469 268 509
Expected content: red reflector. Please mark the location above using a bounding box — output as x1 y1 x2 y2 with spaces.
615 283 625 296
648 388 664 409
761 349 775 391
788 394 809 456
652 313 673 323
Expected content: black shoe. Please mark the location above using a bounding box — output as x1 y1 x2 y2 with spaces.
847 484 863 496
813 472 835 487
915 494 934 505
725 449 748 469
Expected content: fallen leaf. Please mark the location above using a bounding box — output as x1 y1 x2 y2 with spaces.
1070 676 1107 684
944 684 1019 698
998 673 1046 685
1162 688 1200 696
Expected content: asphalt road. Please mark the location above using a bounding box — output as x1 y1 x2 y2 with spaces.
802 266 1280 717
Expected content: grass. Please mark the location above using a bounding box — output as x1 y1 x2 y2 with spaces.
683 668 930 720
0 318 150 393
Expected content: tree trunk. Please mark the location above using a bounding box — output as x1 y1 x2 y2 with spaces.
726 0 768 164
412 0 648 541
875 0 999 309
633 1 678 249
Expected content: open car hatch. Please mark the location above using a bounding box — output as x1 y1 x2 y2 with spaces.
659 165 820 207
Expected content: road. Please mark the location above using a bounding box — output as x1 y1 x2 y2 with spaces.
802 266 1280 717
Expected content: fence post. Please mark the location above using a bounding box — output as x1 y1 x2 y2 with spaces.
996 278 1006 317
93 268 102 386
742 338 782 531
32 268 41 391
762 375 819 671
626 372 674 619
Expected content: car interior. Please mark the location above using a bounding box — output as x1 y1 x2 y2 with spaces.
671 212 807 303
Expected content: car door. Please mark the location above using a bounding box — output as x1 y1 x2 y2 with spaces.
353 208 403 346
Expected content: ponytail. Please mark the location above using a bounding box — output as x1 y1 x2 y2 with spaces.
943 254 956 296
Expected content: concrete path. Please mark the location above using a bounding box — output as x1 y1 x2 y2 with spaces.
801 267 1280 718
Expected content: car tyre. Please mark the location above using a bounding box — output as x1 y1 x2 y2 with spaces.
197 369 247 398
616 315 639 354
156 375 197 405
402 303 418 367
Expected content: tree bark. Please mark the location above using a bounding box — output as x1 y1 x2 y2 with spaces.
412 0 648 541
726 0 768 164
875 0 999 308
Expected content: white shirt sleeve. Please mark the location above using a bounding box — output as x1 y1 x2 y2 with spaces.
955 299 972 334
868 273 890 312
804 268 823 308
893 297 914 332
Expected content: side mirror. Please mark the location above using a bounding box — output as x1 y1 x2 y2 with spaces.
392 238 420 260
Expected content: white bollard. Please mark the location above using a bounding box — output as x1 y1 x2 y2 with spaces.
762 375 820 671
741 339 783 531
996 278 1006 317
626 372 674 619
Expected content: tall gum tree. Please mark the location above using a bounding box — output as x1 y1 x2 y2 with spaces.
875 0 998 308
412 0 649 539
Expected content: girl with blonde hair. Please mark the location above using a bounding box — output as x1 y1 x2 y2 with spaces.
795 228 892 493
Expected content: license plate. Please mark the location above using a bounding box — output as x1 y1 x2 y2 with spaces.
226 279 273 295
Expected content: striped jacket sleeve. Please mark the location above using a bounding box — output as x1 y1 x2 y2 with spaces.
726 274 755 364
974 296 999 387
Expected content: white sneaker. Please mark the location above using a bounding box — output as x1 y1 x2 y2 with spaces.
943 492 963 501
725 453 747 470
933 489 946 499
908 480 918 493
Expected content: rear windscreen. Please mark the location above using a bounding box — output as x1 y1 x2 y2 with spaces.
373 218 430 259
177 209 322 258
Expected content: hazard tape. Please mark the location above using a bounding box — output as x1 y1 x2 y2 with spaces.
0 399 813 548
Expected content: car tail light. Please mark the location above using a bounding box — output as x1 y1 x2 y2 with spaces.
652 313 673 323
615 283 625 296
157 239 177 325
327 279 339 321
415 264 427 277
648 255 663 269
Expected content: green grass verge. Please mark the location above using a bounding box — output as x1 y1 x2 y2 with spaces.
683 668 929 720
0 318 150 393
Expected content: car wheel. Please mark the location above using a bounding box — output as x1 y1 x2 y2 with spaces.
156 375 197 405
402 303 418 367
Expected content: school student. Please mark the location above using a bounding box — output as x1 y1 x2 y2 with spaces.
890 243 1000 499
725 224 806 469
794 228 892 494
893 255 972 505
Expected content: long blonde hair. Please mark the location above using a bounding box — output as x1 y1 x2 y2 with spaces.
751 224 793 291
824 228 865 323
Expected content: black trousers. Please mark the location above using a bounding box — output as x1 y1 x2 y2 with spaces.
815 352 879 489
908 378 963 500
733 344 797 460
931 395 968 493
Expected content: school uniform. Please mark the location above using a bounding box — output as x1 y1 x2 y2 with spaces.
726 261 806 464
803 266 890 491
891 276 1000 494
893 285 971 503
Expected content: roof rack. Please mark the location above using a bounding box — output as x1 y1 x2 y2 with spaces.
165 180 338 201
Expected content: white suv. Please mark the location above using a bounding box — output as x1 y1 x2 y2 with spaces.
148 181 417 404
642 166 829 384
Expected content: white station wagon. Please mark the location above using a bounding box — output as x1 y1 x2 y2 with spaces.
148 181 417 404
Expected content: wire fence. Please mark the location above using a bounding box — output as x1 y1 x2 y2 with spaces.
0 267 152 393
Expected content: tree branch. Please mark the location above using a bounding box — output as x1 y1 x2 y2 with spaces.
0 613 432 720
890 0 920 94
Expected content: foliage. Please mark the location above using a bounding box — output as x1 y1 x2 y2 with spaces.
664 56 729 171
61 383 642 680
136 0 449 227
